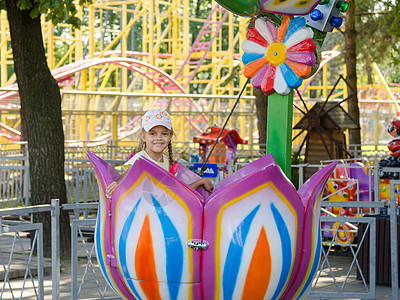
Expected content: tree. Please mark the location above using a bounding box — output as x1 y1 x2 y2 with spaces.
254 87 267 153
356 0 400 85
1 0 91 258
344 0 400 149
344 0 361 149
246 17 269 152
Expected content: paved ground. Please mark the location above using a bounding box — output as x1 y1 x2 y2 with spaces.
0 233 398 299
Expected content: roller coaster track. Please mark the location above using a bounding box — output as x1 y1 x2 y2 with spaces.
169 4 229 90
0 4 235 142
0 57 210 141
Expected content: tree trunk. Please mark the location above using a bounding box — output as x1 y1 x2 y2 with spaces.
249 17 269 153
366 64 373 85
345 0 361 153
254 87 268 153
5 0 71 258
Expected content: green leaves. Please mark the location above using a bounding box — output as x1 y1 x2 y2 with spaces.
356 0 400 68
1 0 92 28
17 0 32 10
215 0 259 17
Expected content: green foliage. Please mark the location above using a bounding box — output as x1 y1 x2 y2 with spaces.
0 0 92 27
356 0 400 76
189 0 212 44
388 71 400 84
291 152 304 189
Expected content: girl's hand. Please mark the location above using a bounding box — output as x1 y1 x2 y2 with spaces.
105 165 131 198
106 181 119 198
189 178 214 193
201 178 214 193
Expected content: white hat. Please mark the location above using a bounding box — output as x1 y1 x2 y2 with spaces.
142 109 172 132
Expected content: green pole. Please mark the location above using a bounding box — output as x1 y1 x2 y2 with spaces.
266 90 293 179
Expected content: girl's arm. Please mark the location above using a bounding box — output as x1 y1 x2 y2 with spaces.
107 164 214 197
189 178 214 193
106 165 133 198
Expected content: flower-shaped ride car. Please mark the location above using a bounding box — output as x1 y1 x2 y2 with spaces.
87 151 336 300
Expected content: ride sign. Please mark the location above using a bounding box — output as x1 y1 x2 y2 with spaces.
194 163 219 178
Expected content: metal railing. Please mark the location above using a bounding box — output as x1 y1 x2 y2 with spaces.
0 155 233 208
310 215 377 299
0 204 47 299
309 197 398 299
1 159 400 299
0 201 120 300
62 202 121 300
0 156 126 209
0 197 398 299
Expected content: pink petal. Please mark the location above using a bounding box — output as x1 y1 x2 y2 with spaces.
252 64 270 87
286 52 316 67
261 65 276 95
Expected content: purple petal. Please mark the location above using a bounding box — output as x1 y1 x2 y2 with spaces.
252 64 270 87
286 52 316 67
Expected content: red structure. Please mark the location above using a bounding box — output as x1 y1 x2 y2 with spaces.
388 114 400 156
193 126 248 166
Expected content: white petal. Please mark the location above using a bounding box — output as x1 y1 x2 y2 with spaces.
255 18 274 44
284 27 314 49
274 67 291 95
241 40 266 54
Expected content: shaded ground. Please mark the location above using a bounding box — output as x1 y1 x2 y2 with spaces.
0 233 397 299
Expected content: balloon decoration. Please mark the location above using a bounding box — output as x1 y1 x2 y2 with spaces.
215 0 260 17
242 15 316 95
216 0 323 17
87 151 336 300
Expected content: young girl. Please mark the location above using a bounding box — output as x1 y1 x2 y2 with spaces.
106 108 213 198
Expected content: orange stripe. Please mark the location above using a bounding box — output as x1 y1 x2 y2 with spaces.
243 57 267 78
277 15 290 43
135 215 162 300
241 227 271 300
285 60 311 78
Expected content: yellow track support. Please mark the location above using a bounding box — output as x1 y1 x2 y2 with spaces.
0 0 250 142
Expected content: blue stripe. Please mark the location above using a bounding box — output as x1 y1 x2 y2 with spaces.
271 203 292 300
296 227 322 299
242 52 265 65
222 205 260 300
282 17 306 44
95 211 113 288
118 199 142 300
280 63 303 89
152 195 183 300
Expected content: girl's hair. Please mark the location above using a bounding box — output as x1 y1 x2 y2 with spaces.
138 128 174 169
137 135 145 152
167 141 174 168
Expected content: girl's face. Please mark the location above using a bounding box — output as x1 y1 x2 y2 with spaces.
141 125 172 155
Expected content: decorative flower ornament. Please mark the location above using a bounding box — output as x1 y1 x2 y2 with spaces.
216 0 323 17
242 15 317 95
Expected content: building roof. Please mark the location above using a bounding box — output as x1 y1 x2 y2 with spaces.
193 126 248 146
294 102 360 130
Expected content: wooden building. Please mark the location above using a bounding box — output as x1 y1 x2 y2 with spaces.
293 101 360 177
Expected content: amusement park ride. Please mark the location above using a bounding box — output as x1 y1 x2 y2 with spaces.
84 0 350 299
0 1 398 298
